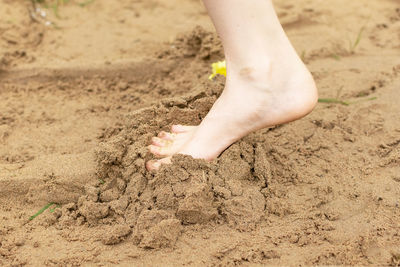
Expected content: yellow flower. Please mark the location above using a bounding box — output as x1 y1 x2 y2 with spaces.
209 60 227 80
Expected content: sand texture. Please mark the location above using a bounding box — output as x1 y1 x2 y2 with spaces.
1 0 400 266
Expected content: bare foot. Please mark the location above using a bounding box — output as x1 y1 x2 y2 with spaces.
146 58 318 171
146 0 319 171
146 125 196 171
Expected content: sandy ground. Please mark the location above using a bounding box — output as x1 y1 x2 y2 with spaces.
1 0 400 266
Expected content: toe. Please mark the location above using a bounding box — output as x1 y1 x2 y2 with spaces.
171 125 196 133
146 157 172 171
159 157 172 164
146 160 161 171
148 145 162 156
148 144 172 157
158 131 176 140
151 137 171 147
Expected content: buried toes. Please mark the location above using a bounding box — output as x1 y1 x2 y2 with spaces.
158 131 176 140
148 143 178 157
147 125 196 170
148 144 167 156
151 137 172 147
146 157 172 171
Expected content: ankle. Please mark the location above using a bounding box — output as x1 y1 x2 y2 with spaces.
224 57 318 119
226 58 273 82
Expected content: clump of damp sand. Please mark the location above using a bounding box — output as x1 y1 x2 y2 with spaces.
50 75 286 249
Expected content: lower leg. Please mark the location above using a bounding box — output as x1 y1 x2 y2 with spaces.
203 0 304 76
147 0 318 170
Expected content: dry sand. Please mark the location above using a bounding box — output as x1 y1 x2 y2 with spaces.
1 0 400 266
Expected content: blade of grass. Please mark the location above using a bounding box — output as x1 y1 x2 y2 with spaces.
49 204 61 213
52 3 60 18
349 26 365 53
29 202 55 221
78 0 95 7
318 98 349 106
335 86 344 99
331 54 341 61
349 96 377 105
318 96 377 106
300 50 306 62
353 27 365 50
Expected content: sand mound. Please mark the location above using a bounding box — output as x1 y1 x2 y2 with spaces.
49 80 290 248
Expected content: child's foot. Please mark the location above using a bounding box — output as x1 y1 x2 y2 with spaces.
146 56 318 171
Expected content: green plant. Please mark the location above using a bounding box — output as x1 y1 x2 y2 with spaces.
348 26 365 53
78 0 95 7
318 98 349 106
331 54 341 61
31 0 95 18
31 0 70 18
300 50 306 62
29 202 60 221
318 96 377 106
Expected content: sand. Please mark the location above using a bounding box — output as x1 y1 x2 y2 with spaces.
1 0 400 266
